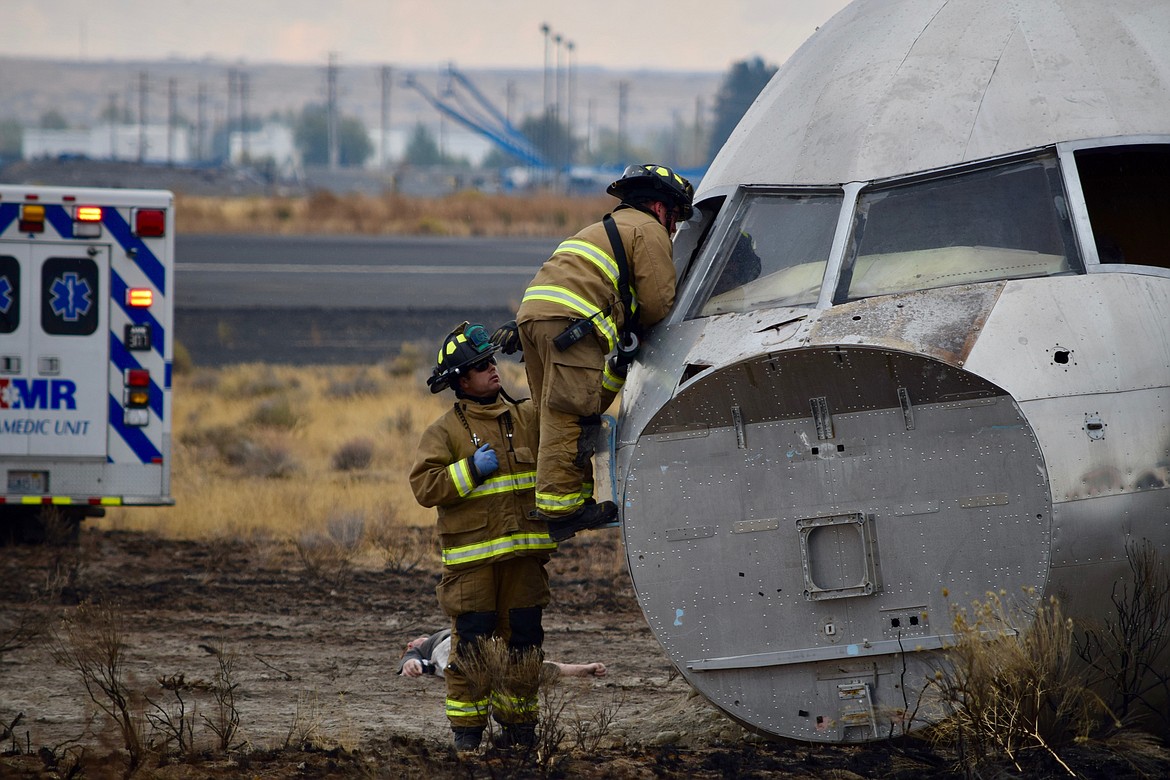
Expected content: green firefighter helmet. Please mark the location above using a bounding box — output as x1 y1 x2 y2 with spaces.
427 321 500 394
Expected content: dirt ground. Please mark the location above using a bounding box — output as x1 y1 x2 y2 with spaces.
1 528 1167 779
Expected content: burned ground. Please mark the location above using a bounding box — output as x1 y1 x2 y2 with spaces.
1 528 1166 779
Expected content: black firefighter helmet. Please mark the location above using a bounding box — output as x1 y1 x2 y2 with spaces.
427 321 500 394
607 163 695 221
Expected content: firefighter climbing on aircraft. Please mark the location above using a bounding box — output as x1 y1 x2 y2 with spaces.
491 164 695 541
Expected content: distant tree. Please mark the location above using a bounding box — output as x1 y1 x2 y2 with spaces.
402 123 469 167
520 113 574 169
404 122 442 165
480 146 524 170
99 97 133 124
39 110 68 130
581 127 651 170
293 104 373 167
707 57 778 162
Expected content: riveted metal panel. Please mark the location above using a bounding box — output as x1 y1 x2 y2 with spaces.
622 347 1051 743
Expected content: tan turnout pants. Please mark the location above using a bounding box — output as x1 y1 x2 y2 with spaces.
518 318 617 517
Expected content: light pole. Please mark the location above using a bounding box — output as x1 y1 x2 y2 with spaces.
540 24 551 119
554 33 564 185
566 40 575 172
540 23 552 183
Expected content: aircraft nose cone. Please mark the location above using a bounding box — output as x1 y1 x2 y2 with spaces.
622 345 1052 742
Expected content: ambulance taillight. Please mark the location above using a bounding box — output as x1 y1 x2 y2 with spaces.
123 368 151 426
133 208 166 237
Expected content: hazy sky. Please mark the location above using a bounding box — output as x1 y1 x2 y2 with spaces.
3 0 853 72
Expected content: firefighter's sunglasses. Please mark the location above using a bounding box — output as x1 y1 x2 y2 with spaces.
468 356 497 372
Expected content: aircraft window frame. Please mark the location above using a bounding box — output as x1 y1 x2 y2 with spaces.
679 185 844 321
834 151 1083 303
672 196 726 290
1058 136 1170 279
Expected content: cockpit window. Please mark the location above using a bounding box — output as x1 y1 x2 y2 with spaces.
836 156 1079 301
689 191 842 317
1075 145 1170 271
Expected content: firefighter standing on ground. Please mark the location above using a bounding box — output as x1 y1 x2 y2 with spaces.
409 322 555 752
492 164 695 541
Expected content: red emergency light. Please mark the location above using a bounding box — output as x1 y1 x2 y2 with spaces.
134 208 166 237
125 369 151 387
75 206 103 222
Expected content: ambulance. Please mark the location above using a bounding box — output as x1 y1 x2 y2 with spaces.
0 185 174 541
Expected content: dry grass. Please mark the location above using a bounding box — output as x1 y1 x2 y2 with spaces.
924 589 1118 774
97 355 532 542
175 191 614 237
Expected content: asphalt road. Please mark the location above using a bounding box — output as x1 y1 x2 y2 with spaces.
174 234 554 366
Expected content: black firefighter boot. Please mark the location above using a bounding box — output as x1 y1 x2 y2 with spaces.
542 500 618 542
494 722 537 750
452 726 484 752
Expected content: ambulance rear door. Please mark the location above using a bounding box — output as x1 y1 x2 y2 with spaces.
0 242 110 459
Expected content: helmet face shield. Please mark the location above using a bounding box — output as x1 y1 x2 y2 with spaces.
427 321 501 393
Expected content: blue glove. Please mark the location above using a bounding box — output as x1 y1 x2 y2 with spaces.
471 443 498 478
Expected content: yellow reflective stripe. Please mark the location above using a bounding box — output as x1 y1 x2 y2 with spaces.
442 531 557 566
446 697 489 719
555 238 641 317
448 459 476 497
557 239 619 286
602 362 626 393
468 470 536 498
16 496 122 505
536 491 583 513
521 285 618 350
491 691 539 715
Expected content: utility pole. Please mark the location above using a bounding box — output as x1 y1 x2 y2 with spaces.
327 52 339 170
617 80 629 165
197 83 207 163
137 71 148 163
587 97 595 158
106 92 117 159
240 70 250 162
566 40 576 170
227 68 237 164
167 77 177 165
380 65 393 171
693 96 704 167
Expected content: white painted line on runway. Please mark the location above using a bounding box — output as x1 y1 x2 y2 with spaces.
176 263 535 274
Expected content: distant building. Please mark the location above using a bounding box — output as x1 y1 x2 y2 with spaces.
22 124 192 164
364 125 494 170
230 123 302 180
